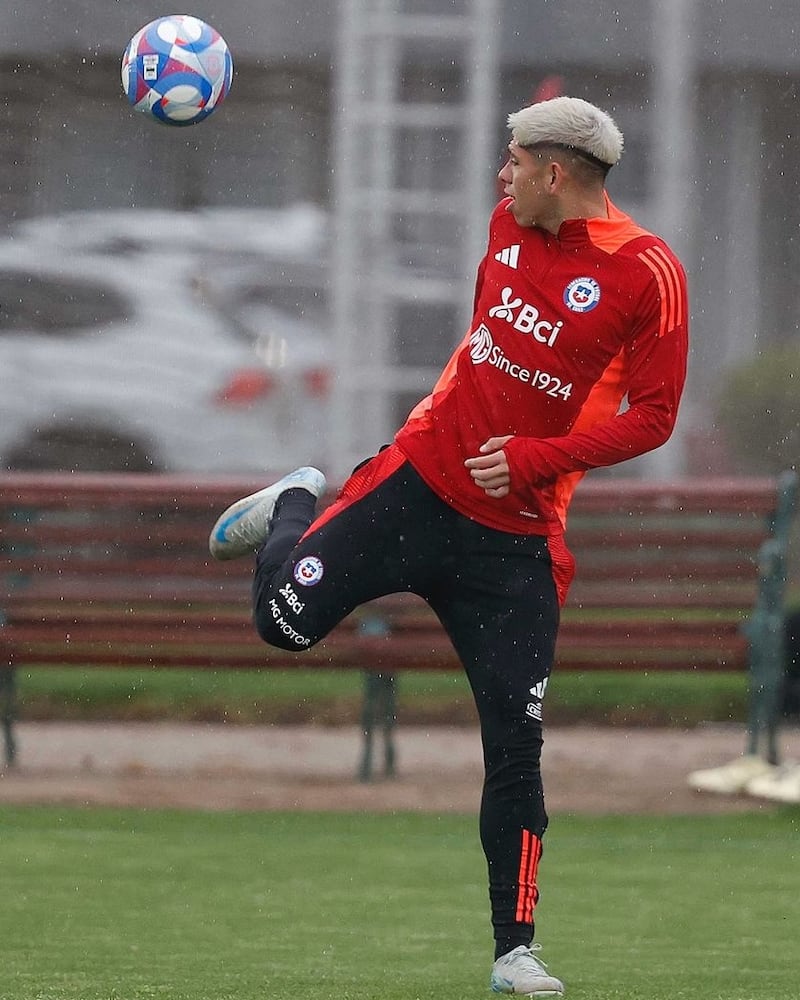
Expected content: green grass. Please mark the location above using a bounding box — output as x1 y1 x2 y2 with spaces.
14 667 750 727
1 806 798 999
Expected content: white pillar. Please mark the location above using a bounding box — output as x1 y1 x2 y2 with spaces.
644 0 695 478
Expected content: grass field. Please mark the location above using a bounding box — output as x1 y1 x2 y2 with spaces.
14 666 751 728
2 806 798 1000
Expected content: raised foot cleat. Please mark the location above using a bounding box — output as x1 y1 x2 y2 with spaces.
208 467 326 561
490 944 564 997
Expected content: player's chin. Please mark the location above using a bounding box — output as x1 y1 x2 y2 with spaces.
507 202 531 227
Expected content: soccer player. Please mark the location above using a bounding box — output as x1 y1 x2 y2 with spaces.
209 96 688 997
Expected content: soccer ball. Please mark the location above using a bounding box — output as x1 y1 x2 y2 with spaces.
121 14 233 126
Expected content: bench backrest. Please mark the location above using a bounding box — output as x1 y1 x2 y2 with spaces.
0 472 784 672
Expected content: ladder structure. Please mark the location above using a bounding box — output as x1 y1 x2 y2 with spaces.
329 0 501 479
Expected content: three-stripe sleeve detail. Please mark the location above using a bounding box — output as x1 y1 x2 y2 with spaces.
637 246 685 337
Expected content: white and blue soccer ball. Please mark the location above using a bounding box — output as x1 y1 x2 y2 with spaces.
121 14 233 126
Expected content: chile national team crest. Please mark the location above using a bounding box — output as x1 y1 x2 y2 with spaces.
564 277 601 313
294 555 325 587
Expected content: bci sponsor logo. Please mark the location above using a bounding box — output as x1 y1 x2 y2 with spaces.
487 286 563 347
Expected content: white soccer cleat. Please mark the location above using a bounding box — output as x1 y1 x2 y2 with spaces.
687 754 778 795
208 467 326 561
490 944 565 997
745 762 800 803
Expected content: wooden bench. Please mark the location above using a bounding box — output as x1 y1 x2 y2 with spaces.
0 471 792 774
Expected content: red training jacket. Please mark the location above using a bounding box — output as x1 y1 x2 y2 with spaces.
394 194 689 536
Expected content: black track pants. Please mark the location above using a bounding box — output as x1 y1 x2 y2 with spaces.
252 458 560 956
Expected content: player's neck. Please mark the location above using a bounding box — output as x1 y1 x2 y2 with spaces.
543 190 609 235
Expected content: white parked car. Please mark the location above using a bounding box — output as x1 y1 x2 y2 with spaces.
0 205 331 474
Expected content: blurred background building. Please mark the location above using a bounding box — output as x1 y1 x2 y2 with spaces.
1 0 798 480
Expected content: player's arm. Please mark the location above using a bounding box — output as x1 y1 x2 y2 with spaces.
515 332 686 485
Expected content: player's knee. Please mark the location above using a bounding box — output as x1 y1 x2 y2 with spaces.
254 604 319 651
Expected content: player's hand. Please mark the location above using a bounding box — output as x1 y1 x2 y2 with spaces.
464 436 514 498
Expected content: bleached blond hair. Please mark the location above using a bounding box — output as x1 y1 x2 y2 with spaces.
507 96 624 172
